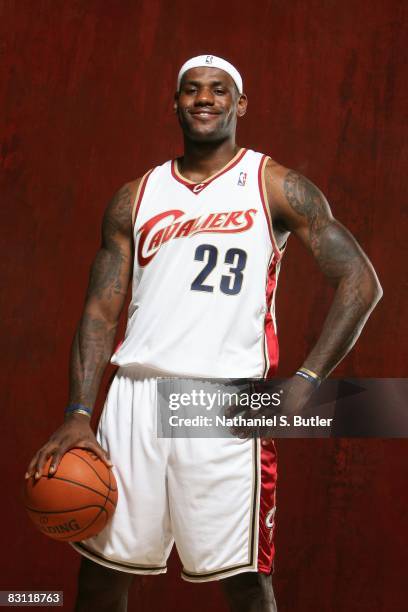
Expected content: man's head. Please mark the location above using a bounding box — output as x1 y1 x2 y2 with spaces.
174 54 248 143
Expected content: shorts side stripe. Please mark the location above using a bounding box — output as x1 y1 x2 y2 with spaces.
257 440 278 573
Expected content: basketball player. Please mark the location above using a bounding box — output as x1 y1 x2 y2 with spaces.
25 55 382 611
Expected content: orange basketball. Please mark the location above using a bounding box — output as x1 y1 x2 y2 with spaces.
23 448 118 542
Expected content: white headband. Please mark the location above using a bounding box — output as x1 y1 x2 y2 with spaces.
177 54 243 94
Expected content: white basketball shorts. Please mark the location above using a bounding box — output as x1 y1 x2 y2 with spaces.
70 365 277 582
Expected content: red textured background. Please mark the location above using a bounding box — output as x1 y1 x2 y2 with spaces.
1 1 407 610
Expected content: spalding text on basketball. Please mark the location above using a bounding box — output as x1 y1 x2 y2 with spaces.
40 519 81 535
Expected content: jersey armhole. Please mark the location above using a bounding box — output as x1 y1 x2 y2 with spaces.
258 155 286 261
131 168 154 228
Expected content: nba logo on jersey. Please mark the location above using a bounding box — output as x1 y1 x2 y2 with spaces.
238 171 247 186
205 55 214 64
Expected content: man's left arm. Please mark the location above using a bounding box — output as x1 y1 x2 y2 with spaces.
265 160 383 410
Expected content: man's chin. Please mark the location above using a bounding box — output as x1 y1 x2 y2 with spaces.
185 127 225 143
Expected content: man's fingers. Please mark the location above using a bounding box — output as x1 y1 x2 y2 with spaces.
34 447 57 480
25 452 41 479
48 449 67 476
77 441 113 468
25 440 113 482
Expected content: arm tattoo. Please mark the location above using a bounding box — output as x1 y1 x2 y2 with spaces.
284 170 332 256
87 184 133 300
284 170 327 219
68 183 134 410
283 170 382 377
69 314 117 410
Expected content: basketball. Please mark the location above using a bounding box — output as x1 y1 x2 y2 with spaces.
23 448 118 542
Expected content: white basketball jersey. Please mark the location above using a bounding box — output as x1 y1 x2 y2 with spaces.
110 148 284 378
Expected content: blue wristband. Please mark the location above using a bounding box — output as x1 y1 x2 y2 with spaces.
64 403 92 417
295 369 321 388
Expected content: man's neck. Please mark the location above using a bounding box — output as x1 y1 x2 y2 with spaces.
179 138 240 182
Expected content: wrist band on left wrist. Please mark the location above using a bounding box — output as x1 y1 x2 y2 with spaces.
295 368 322 388
64 403 92 418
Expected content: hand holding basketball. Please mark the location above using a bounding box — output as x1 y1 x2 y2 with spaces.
24 448 118 542
24 413 113 481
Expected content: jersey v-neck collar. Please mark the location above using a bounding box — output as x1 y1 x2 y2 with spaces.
171 147 247 195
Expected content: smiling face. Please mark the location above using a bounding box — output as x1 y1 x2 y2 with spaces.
174 67 247 143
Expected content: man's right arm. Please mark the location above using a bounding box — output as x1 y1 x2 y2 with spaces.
25 179 141 480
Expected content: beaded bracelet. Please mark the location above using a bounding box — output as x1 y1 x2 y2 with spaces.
295 367 322 388
64 403 92 418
